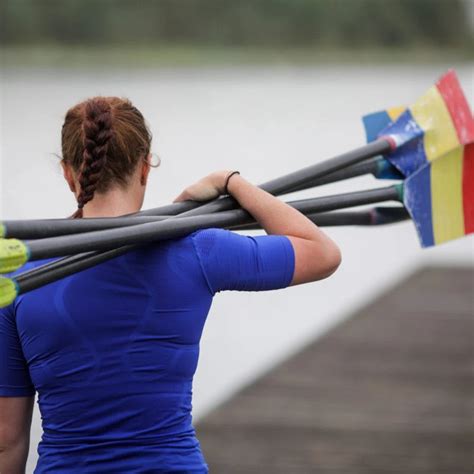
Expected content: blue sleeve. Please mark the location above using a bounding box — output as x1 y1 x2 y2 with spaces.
191 228 295 294
0 304 35 397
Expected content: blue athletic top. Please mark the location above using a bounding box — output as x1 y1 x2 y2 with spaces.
0 228 295 473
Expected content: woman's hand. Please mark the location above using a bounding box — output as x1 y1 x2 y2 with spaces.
173 170 232 202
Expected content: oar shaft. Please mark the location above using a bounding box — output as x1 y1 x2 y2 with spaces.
0 201 197 239
2 216 170 240
287 157 402 193
286 157 380 192
0 156 384 239
1 201 199 240
5 156 374 239
25 185 401 261
14 204 408 296
234 206 409 230
179 139 392 217
137 200 199 217
1 155 395 241
16 247 132 293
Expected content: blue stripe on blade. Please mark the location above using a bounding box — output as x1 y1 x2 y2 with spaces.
362 110 392 143
404 163 434 247
381 109 427 177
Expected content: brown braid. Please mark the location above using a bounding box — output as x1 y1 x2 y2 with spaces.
61 96 152 219
72 99 113 218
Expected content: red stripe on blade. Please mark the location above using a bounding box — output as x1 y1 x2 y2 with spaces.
436 70 474 145
463 143 474 234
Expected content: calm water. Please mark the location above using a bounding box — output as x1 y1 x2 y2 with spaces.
1 63 473 471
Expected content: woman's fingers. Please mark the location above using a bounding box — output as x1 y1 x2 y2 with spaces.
173 190 191 203
173 185 217 202
173 170 234 202
173 178 222 203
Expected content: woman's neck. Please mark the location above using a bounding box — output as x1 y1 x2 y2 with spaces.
81 187 143 218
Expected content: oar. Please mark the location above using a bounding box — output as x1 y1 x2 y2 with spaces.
7 67 466 244
166 71 472 220
0 97 409 242
234 206 409 231
0 156 404 241
1 215 171 240
137 200 200 216
2 140 471 306
3 137 471 278
372 69 474 177
0 149 403 300
284 156 402 193
5 206 409 283
3 126 472 273
404 143 473 246
175 141 392 218
1 70 470 293
0 206 409 308
6 70 459 252
0 185 403 273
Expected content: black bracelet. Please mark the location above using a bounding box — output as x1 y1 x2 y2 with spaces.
224 171 240 195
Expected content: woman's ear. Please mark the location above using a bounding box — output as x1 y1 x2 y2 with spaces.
140 155 152 186
61 161 77 194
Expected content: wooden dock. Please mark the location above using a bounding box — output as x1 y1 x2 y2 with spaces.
196 266 474 473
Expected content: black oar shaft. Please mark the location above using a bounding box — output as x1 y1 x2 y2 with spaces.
3 216 170 240
6 140 394 296
2 151 390 241
286 157 380 192
3 155 379 240
26 185 401 261
179 139 391 217
234 206 409 230
1 156 380 239
16 247 132 293
262 140 391 193
137 200 199 217
15 204 408 295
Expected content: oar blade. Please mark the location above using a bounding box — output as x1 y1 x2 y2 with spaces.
404 143 474 247
362 107 405 180
362 106 405 143
380 69 474 177
0 277 18 308
0 239 29 273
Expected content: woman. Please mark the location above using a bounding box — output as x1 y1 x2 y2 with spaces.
0 97 341 473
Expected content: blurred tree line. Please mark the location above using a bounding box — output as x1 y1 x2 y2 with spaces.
1 0 471 49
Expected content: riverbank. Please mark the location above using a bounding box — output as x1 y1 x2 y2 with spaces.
2 44 472 69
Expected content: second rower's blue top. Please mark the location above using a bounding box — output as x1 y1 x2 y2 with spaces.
0 228 295 473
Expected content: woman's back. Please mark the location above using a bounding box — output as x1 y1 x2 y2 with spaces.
2 228 295 473
0 95 340 474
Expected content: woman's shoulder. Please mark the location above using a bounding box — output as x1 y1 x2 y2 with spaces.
127 228 227 262
150 228 231 250
128 229 239 274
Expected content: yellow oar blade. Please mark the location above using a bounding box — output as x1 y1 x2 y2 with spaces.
0 239 30 274
0 277 18 308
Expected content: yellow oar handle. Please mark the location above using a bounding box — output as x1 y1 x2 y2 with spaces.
0 277 19 308
0 239 29 273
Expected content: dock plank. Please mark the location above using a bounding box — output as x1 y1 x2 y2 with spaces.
196 267 474 473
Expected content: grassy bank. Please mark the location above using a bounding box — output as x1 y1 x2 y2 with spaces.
2 44 473 69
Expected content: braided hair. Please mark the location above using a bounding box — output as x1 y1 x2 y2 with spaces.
72 99 113 218
61 97 152 218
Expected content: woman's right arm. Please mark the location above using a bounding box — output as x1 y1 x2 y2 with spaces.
0 396 33 474
175 170 341 285
0 305 35 474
